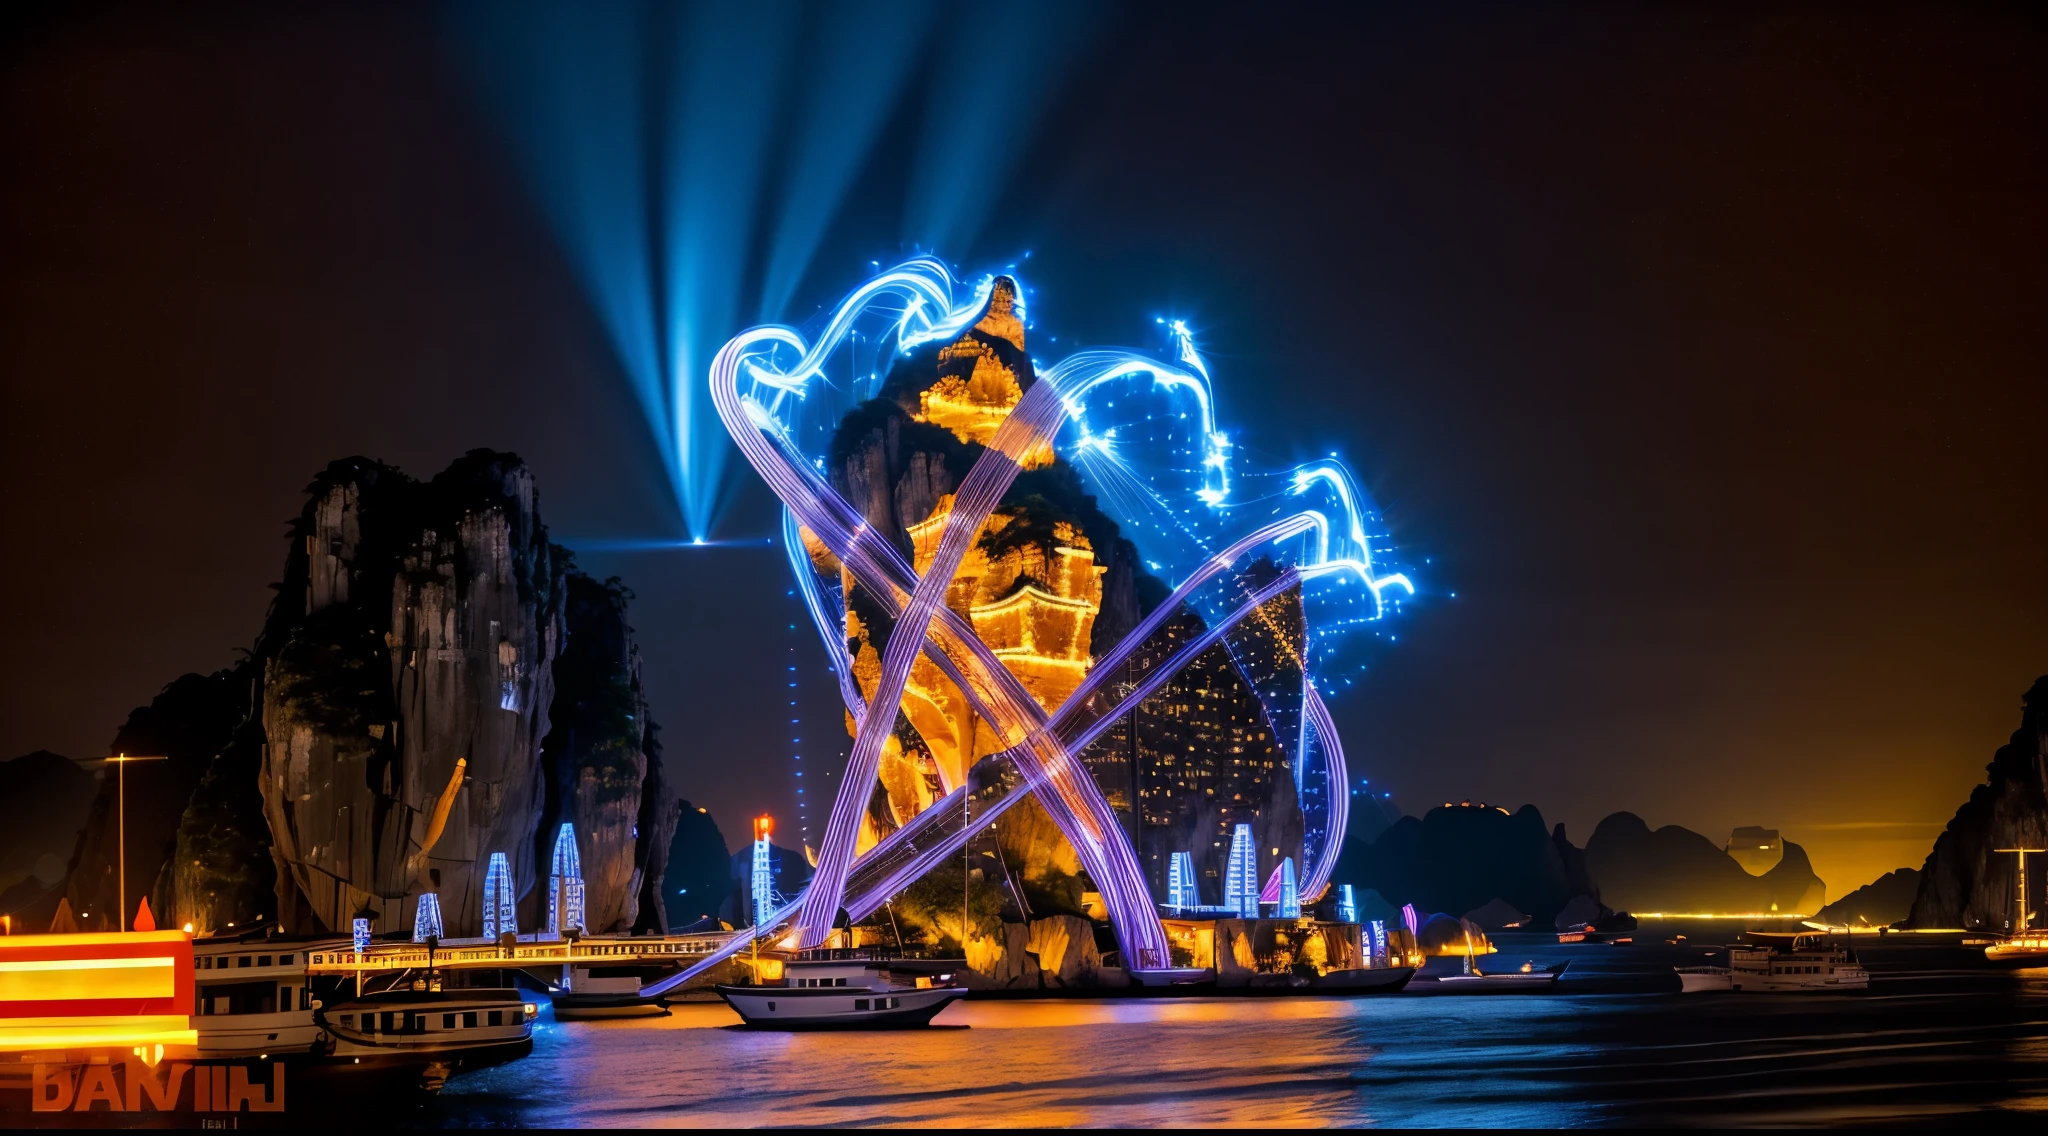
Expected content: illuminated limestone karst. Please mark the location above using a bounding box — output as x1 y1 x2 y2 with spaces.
811 278 1303 911
33 451 677 939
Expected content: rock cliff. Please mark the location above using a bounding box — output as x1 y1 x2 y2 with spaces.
1908 677 2048 930
259 452 566 937
531 572 677 934
42 452 670 939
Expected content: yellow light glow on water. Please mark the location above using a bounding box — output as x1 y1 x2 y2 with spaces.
0 956 176 1002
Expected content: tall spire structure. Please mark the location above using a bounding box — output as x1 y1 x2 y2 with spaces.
412 893 444 942
1224 823 1260 919
1278 857 1301 918
752 817 778 932
1167 851 1198 912
549 823 585 938
483 851 516 940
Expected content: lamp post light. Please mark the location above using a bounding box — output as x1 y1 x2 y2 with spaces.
89 753 168 933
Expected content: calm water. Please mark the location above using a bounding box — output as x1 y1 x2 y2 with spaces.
427 969 2048 1127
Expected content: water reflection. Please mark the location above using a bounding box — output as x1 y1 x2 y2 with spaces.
431 978 2048 1127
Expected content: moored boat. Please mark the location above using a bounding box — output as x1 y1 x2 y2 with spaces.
1436 960 1566 992
716 951 965 1029
192 934 329 1060
320 983 536 1066
1675 965 1732 993
1728 932 1868 992
551 963 672 1019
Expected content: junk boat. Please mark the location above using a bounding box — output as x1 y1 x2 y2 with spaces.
716 950 967 1029
1728 932 1869 992
1674 965 1732 993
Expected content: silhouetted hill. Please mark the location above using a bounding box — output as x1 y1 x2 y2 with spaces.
1339 802 1582 928
1585 812 1825 914
665 800 733 930
1818 868 1921 928
1908 676 2048 929
0 751 95 893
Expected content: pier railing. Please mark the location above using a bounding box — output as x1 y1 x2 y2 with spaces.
303 933 736 974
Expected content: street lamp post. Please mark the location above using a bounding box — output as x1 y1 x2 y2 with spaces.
94 753 168 932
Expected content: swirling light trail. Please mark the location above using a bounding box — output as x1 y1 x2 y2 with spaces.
645 258 1409 991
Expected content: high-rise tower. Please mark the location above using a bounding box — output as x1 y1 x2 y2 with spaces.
1167 851 1198 911
1224 823 1259 919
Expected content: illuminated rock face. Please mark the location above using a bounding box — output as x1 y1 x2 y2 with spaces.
261 454 564 938
819 281 1303 907
245 452 667 938
911 278 1055 469
825 281 1119 852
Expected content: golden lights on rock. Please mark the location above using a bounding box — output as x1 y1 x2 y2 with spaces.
914 278 1053 468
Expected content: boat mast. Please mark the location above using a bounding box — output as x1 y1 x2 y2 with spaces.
1995 848 2044 934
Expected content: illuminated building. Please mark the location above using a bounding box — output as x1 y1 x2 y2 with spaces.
1224 823 1260 919
548 823 584 937
1082 604 1303 908
351 917 370 955
1168 851 1198 911
412 893 444 942
1369 919 1388 965
483 852 515 940
1338 884 1359 924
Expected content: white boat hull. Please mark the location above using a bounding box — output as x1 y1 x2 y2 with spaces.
1436 973 1559 993
716 984 966 1029
1676 967 1732 993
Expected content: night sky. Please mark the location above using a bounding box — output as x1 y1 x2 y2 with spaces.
2 2 2040 896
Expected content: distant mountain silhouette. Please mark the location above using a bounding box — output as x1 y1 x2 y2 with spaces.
1584 812 1825 914
1336 801 1582 929
0 751 95 895
1818 868 1921 928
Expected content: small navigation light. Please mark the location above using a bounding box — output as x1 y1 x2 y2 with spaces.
523 1003 539 1019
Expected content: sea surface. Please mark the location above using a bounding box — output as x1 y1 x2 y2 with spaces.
425 935 2048 1128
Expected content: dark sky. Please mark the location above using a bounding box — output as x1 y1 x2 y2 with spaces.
3 2 2041 893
